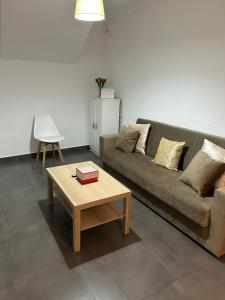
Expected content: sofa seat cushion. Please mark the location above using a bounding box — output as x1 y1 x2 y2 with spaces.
156 171 213 227
103 149 213 227
103 148 166 194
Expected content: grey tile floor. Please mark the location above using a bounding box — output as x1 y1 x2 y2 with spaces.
0 148 225 300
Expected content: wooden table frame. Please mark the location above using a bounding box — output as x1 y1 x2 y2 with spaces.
47 164 131 253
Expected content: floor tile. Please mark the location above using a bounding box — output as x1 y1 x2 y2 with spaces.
145 280 189 300
87 243 175 300
1 149 225 300
0 263 95 300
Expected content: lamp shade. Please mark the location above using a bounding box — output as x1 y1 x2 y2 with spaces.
75 0 105 22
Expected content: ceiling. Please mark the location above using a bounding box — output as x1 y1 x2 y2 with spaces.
105 0 139 16
0 0 141 63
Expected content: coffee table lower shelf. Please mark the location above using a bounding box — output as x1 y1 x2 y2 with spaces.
81 203 124 231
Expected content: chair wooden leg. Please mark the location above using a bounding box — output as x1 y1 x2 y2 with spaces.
52 143 56 158
42 143 47 167
56 142 64 164
36 142 42 161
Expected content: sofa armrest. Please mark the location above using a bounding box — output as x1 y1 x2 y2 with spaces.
207 188 225 257
100 134 118 158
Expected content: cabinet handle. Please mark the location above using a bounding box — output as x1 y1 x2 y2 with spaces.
92 123 95 129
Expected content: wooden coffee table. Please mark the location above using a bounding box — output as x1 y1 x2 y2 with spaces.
46 161 131 252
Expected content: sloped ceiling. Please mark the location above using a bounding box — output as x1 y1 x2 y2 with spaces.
0 0 92 63
0 0 141 63
105 0 138 15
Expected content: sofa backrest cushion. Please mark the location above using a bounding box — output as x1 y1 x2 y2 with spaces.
137 118 225 170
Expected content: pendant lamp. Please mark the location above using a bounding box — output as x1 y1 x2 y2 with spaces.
75 0 105 22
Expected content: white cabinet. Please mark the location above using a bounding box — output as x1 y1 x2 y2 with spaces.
89 98 120 155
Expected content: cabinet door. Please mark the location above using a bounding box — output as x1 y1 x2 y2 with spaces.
101 99 120 135
89 100 96 151
94 100 102 155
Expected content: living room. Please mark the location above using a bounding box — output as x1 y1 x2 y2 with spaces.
1 0 225 299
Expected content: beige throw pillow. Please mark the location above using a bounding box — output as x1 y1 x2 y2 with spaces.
201 139 225 189
153 137 185 171
115 127 140 153
128 123 150 154
179 151 225 196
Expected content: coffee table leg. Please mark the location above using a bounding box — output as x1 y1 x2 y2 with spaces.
48 176 53 207
123 194 131 235
73 207 81 252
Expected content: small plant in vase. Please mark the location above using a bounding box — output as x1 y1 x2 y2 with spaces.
95 78 107 98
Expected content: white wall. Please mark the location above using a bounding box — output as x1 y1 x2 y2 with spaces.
106 0 225 137
2 0 225 158
0 24 106 158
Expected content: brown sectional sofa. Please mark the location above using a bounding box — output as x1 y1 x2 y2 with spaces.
100 118 225 257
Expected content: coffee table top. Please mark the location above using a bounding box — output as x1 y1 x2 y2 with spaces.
47 161 131 209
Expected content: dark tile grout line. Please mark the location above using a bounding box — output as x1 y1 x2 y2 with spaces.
132 194 224 261
0 150 194 300
0 257 67 293
0 220 62 291
0 155 149 299
141 270 191 300
2 150 225 299
4 147 102 300
1 151 101 298
79 266 97 300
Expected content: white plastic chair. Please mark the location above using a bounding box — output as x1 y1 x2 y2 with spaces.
34 114 64 166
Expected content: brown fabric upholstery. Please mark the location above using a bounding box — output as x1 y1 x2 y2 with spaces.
115 127 140 153
137 118 225 170
100 119 225 257
103 149 163 194
179 151 225 196
207 188 225 257
103 148 213 227
100 134 118 158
